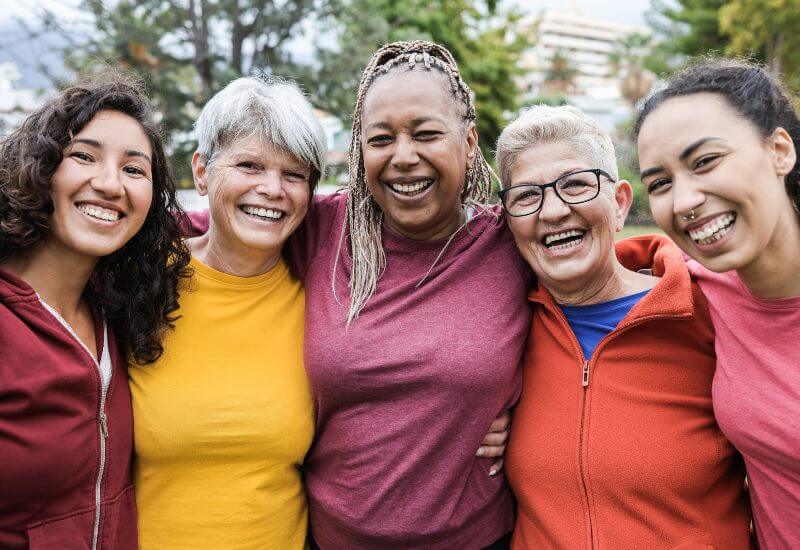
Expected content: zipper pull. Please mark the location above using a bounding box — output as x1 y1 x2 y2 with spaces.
100 412 109 438
581 360 590 387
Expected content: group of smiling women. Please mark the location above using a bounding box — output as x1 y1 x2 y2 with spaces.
1 39 798 550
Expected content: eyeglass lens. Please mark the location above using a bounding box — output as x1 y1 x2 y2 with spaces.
504 171 600 215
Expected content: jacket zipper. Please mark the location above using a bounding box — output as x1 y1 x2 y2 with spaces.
37 298 109 550
542 301 688 550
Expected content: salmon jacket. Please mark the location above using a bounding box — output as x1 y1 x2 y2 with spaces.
0 268 137 549
506 235 752 550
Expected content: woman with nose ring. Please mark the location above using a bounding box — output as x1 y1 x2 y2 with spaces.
497 105 752 549
636 59 800 549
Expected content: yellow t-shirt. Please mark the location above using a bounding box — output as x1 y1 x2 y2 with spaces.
130 256 313 550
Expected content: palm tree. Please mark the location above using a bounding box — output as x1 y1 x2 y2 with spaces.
609 33 655 108
543 49 579 95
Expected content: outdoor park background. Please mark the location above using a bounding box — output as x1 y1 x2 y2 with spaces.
1 0 799 236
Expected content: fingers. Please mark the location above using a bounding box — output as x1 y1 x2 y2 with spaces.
490 457 504 477
488 410 511 433
480 430 508 448
476 443 506 458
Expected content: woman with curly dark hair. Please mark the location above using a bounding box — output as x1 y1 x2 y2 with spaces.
0 72 190 549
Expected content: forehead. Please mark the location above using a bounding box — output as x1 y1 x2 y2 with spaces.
638 93 755 159
361 69 461 127
76 110 152 156
510 141 594 184
220 134 308 169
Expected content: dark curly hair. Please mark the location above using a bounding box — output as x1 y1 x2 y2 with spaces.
0 70 191 364
634 58 800 216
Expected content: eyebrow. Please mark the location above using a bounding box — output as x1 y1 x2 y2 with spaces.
679 137 723 161
364 116 446 133
640 137 725 180
73 138 152 164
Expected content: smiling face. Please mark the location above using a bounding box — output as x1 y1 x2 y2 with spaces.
46 109 154 262
193 136 311 263
360 69 478 241
637 93 798 274
505 141 631 295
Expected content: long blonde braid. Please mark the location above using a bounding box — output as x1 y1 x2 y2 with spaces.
335 40 495 325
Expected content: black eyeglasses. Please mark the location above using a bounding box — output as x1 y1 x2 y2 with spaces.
498 169 614 217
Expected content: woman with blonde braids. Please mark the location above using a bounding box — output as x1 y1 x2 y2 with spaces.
295 41 530 549
185 40 529 548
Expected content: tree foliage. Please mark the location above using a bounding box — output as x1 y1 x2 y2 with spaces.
646 0 800 93
301 0 529 159
32 0 325 182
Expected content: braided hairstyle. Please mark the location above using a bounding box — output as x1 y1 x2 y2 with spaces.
339 40 495 325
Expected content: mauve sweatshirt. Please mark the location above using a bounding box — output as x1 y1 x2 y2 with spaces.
184 193 532 548
295 193 531 549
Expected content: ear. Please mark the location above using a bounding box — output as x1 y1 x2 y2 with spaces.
771 127 797 178
191 151 210 197
465 121 479 169
613 180 634 232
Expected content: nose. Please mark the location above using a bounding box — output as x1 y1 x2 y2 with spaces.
537 186 571 222
670 174 706 220
254 170 283 199
89 163 124 197
390 134 420 170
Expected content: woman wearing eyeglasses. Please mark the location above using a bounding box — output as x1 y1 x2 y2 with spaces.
496 105 752 549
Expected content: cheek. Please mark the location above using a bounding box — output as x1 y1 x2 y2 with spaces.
129 183 154 227
508 217 537 244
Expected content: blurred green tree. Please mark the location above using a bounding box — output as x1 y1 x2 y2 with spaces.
299 0 529 159
30 0 327 184
719 0 800 91
542 49 578 95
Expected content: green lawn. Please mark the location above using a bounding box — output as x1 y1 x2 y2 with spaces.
617 225 664 240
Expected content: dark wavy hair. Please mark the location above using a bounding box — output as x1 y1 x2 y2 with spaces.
0 70 191 364
634 58 800 215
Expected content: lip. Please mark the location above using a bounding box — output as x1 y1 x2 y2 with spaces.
238 204 286 224
75 199 125 215
382 176 437 203
74 200 125 224
683 212 737 254
538 227 591 258
681 211 735 232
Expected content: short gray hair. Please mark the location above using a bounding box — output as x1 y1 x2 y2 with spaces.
496 105 618 188
194 75 327 190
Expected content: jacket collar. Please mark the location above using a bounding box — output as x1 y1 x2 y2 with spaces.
528 234 694 322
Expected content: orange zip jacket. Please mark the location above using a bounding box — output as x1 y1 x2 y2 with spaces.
506 235 752 550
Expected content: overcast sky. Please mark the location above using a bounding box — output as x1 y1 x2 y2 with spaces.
1 0 652 26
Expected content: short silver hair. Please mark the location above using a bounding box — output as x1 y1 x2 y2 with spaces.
496 105 618 188
194 75 327 187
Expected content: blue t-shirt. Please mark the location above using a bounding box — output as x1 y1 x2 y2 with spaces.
560 290 650 360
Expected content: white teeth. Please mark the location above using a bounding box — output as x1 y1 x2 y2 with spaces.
688 214 736 244
544 229 585 246
77 204 120 222
242 205 282 220
390 179 433 195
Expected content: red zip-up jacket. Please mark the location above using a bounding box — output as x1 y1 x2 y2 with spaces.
506 235 752 549
0 268 137 549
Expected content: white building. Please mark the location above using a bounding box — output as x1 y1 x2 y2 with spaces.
519 10 651 131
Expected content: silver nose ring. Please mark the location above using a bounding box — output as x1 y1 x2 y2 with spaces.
681 209 697 221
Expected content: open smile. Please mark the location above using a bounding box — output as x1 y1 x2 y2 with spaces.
75 202 123 223
385 178 436 198
685 212 736 246
541 229 587 252
240 205 285 222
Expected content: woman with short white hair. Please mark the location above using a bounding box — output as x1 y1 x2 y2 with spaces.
497 105 751 549
129 75 326 549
